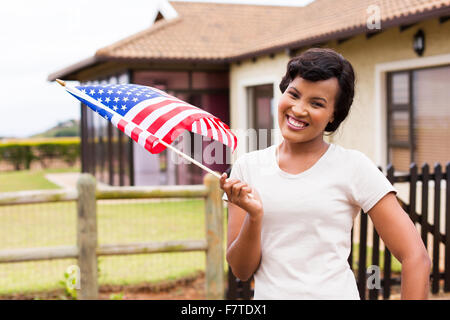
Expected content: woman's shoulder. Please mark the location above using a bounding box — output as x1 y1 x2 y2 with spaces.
231 145 275 172
331 144 376 169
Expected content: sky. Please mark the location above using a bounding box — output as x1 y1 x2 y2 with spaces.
0 0 314 138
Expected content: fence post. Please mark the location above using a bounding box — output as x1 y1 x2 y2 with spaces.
76 173 98 300
204 173 224 300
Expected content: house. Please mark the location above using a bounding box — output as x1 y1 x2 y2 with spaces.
48 0 450 186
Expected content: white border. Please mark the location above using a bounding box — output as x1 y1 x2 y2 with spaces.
374 53 450 169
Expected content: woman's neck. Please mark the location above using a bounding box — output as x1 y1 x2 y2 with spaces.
278 137 329 158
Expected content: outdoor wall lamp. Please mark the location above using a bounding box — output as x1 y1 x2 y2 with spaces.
413 29 425 56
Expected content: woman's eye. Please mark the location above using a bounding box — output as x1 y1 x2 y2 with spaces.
312 102 323 108
289 92 299 98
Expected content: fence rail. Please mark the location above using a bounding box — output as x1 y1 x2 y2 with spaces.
0 173 224 300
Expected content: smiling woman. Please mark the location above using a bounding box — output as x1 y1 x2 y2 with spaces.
220 47 430 300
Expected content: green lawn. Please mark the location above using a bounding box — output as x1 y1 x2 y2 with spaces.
0 168 228 296
0 167 80 193
0 198 228 295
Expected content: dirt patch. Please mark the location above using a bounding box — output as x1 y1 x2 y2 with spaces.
0 271 207 300
99 272 206 300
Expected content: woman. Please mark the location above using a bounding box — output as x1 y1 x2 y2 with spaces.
220 48 431 300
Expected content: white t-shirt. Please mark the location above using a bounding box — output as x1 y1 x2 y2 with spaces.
222 143 398 300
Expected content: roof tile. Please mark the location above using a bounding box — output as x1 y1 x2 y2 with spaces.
75 0 450 63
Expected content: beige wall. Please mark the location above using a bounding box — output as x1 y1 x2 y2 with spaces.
229 17 450 167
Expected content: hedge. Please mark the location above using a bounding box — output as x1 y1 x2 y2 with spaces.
0 137 80 170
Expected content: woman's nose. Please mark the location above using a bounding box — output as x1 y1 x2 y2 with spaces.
291 102 308 116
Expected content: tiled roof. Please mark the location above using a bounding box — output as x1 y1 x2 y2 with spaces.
238 0 450 59
95 0 450 62
95 1 305 62
48 0 450 80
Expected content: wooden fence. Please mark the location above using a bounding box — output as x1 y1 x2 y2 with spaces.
226 162 450 300
0 173 224 300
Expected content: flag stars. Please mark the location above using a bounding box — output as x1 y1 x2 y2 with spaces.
126 91 132 95
132 97 138 102
107 90 113 94
121 105 127 110
105 97 111 103
114 97 119 102
98 89 104 94
122 97 129 102
116 90 122 94
113 105 118 111
89 89 96 95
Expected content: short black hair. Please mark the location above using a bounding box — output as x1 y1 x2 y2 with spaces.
279 48 355 134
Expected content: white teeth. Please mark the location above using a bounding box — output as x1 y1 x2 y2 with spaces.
287 116 307 128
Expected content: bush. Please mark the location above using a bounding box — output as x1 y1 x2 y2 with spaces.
0 144 35 170
0 138 80 170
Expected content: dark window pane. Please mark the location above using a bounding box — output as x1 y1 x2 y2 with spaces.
413 65 450 168
390 110 409 143
248 84 274 151
389 147 410 172
391 72 409 105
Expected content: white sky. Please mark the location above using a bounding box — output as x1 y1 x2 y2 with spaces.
0 0 314 138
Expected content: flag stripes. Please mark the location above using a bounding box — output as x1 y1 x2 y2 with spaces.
66 83 236 154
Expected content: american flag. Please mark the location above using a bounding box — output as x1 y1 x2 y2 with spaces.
64 83 237 154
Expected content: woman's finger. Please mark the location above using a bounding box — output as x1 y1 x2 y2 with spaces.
231 182 247 200
219 172 228 185
219 173 227 186
242 186 252 194
222 179 238 192
224 179 241 199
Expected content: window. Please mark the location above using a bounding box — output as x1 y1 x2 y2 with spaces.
247 84 274 151
387 66 450 172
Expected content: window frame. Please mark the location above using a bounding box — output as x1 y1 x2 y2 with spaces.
386 70 415 165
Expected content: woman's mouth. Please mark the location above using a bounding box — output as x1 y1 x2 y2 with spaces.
285 115 309 130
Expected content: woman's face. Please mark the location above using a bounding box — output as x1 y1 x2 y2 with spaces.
278 76 338 144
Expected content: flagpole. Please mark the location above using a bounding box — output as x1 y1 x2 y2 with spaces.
56 79 222 180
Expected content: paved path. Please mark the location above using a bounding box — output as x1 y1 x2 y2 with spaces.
45 172 111 189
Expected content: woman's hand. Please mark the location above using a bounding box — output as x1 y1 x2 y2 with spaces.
220 173 263 220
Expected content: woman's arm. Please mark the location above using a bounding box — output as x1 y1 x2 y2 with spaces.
220 173 264 281
368 192 431 299
226 202 263 281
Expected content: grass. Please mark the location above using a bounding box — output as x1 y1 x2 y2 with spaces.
0 167 228 296
0 198 228 295
0 167 80 193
